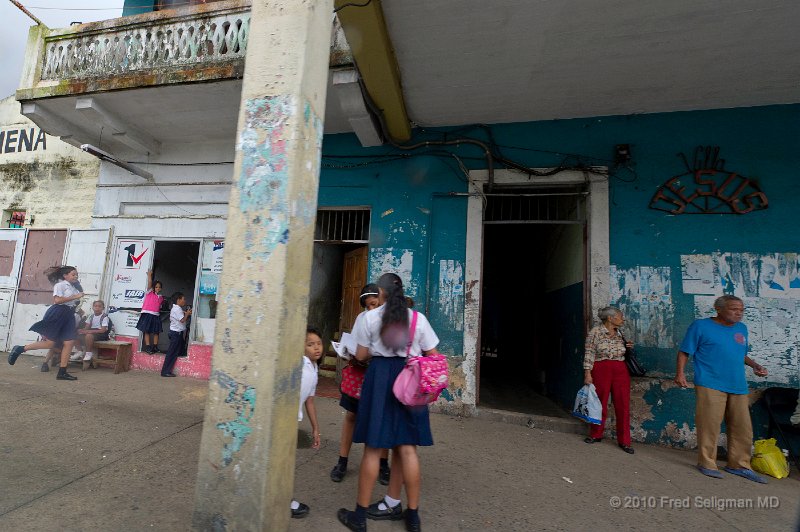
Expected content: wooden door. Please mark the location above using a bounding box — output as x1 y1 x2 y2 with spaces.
338 246 368 333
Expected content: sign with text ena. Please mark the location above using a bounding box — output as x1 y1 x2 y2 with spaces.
110 239 152 308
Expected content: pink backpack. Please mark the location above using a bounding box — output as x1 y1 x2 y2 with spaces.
392 311 450 406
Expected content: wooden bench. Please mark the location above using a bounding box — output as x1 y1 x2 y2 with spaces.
90 341 133 374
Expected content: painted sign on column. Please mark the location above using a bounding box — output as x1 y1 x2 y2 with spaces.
110 239 151 308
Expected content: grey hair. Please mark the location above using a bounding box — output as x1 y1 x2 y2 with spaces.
762 263 777 273
598 306 622 322
714 295 742 310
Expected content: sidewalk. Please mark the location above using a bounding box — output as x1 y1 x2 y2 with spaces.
1 354 798 531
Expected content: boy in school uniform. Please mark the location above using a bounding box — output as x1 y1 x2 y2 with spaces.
71 300 110 370
161 292 192 377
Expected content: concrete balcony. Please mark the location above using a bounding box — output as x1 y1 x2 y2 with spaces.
18 0 352 100
15 0 368 158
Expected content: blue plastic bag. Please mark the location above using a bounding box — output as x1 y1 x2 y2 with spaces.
572 384 602 424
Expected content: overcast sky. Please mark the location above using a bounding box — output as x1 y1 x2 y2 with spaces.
1 1 125 98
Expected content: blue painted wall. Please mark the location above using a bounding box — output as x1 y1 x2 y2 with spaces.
322 104 800 442
319 134 468 355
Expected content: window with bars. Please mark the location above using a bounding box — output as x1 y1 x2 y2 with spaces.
483 187 587 224
314 208 370 243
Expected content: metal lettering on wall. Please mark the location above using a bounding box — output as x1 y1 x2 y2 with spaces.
649 146 768 215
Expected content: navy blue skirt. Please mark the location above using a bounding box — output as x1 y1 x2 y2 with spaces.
30 304 77 342
136 312 163 333
353 356 433 448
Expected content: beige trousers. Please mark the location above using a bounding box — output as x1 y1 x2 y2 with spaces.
695 385 752 470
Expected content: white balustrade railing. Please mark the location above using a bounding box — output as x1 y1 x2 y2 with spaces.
41 9 250 80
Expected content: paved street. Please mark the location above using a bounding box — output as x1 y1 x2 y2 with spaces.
1 355 798 531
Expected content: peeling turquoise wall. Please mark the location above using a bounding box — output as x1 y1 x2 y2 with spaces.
319 134 468 356
322 103 800 443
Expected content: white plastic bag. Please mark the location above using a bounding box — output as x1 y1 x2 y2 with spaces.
572 384 602 424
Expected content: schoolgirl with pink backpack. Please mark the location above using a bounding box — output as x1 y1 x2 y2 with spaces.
336 273 448 532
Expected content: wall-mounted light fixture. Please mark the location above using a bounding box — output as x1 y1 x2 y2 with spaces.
614 144 632 166
81 144 153 182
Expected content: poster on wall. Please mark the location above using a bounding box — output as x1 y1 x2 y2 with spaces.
109 239 152 309
107 309 142 337
199 240 224 295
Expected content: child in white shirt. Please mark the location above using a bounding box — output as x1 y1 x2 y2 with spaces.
160 292 191 377
71 300 110 370
291 326 323 519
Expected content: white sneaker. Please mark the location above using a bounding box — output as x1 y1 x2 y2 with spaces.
83 352 94 361
69 351 84 362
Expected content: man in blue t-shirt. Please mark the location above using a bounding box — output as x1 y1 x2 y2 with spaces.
675 295 769 483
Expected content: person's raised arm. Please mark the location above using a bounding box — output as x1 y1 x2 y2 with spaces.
146 269 153 291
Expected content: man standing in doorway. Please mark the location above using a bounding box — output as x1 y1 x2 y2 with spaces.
674 295 769 483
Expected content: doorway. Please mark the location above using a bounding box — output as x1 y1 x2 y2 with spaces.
478 188 587 416
150 240 200 354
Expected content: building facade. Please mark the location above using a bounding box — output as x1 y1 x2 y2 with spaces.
0 94 101 353
12 0 800 448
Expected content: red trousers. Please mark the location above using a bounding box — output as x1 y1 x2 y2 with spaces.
589 360 631 446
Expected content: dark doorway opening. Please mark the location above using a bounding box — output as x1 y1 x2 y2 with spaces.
479 219 586 417
150 240 200 354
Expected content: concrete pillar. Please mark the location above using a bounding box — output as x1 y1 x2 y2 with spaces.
192 1 332 530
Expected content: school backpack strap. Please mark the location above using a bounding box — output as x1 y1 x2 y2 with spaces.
101 312 115 339
405 311 418 356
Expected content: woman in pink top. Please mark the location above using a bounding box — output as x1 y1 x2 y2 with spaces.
135 269 164 354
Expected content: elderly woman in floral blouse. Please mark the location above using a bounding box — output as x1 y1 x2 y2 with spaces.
583 306 635 454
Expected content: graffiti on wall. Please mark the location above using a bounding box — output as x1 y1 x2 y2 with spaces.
438 259 464 332
682 252 800 387
213 370 257 467
649 146 768 215
609 265 673 348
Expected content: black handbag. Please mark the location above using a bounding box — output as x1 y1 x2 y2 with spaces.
620 332 646 377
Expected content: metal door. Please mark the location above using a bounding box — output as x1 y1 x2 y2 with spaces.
9 229 68 348
0 229 26 349
64 228 113 317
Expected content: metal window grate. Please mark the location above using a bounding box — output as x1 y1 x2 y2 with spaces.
314 208 371 243
483 189 586 224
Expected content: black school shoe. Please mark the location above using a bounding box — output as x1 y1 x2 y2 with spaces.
619 444 635 454
405 511 421 532
56 369 77 381
8 345 24 365
366 500 403 521
291 502 309 519
330 462 347 482
378 464 390 485
337 509 367 532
